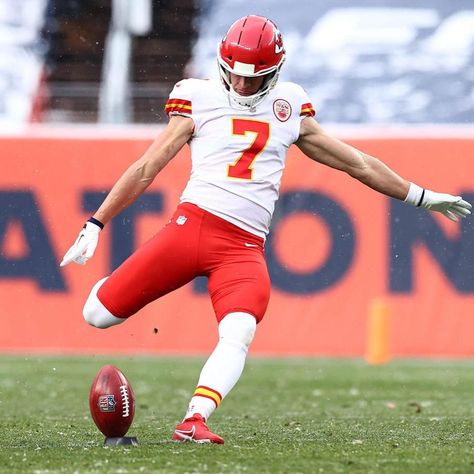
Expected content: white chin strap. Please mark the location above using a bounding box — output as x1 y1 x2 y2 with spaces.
228 82 272 109
219 66 279 109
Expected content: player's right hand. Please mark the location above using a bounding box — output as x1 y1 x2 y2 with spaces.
60 221 102 266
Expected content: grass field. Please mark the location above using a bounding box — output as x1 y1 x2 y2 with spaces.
0 356 473 473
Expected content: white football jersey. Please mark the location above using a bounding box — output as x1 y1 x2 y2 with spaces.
165 78 315 238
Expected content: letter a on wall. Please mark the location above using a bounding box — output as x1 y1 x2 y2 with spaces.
0 191 65 291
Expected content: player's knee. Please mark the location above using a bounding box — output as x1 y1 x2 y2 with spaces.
83 277 124 329
83 299 121 329
219 312 257 349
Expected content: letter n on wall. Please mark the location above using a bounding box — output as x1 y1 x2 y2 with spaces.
389 193 474 293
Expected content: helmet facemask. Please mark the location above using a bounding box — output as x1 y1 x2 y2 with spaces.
217 58 284 109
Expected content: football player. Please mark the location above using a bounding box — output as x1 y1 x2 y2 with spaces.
61 15 471 444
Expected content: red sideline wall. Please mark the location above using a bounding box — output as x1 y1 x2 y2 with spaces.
0 130 473 356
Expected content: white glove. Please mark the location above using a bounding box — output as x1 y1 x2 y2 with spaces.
60 221 102 266
405 183 472 222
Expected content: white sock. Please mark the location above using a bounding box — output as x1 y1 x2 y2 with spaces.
184 312 256 420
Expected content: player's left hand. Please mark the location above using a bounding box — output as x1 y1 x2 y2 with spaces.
60 221 102 266
420 191 472 222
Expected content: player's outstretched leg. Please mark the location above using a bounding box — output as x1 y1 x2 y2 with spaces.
83 277 126 328
172 312 257 444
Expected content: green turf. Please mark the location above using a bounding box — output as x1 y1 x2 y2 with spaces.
0 356 472 473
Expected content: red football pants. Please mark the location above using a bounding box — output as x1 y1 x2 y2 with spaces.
97 203 271 322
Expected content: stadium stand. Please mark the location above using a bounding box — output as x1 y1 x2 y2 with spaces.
188 0 474 124
2 0 472 124
43 0 110 123
0 0 49 125
44 0 197 123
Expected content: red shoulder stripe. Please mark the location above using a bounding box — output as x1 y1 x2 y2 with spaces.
167 98 192 106
300 102 315 117
164 98 192 115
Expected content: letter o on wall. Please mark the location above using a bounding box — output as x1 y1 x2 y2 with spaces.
266 191 355 294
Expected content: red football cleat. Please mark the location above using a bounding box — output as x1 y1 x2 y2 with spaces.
172 414 224 444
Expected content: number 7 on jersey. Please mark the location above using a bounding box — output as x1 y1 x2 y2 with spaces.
227 119 270 180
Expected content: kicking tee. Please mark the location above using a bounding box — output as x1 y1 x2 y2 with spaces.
165 78 315 238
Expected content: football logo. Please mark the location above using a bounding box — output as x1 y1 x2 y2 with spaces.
273 99 292 122
98 394 116 412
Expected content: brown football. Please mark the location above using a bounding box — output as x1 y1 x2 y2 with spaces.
89 365 135 437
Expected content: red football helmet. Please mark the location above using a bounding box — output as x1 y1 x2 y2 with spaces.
218 15 286 108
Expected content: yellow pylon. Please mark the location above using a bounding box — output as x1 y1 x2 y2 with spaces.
366 298 391 364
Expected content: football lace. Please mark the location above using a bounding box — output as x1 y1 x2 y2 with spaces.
119 385 130 417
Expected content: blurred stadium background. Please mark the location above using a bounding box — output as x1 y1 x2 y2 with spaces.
0 0 473 359
2 0 474 125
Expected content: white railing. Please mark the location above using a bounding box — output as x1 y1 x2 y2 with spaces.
99 0 152 123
